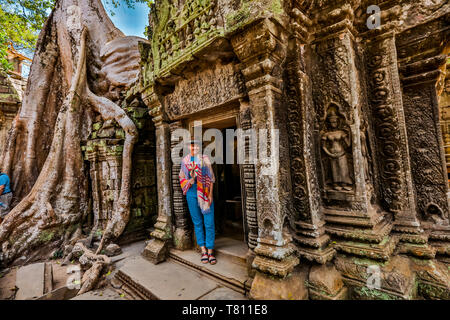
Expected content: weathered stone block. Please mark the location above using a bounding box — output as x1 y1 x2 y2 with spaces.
173 228 192 251
335 255 417 300
142 239 169 265
308 263 347 300
105 244 122 257
249 267 309 300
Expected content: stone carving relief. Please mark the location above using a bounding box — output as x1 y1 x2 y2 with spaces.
320 104 353 193
286 68 311 220
164 61 245 119
360 119 373 184
365 43 406 214
240 107 258 249
310 34 358 203
149 0 224 74
402 85 449 224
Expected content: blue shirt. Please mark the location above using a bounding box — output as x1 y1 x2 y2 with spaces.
0 173 11 194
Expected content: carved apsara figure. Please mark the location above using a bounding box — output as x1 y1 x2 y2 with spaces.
321 108 353 191
360 119 372 183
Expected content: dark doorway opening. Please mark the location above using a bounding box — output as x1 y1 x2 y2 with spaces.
214 125 244 241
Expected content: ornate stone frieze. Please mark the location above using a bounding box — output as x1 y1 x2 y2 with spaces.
163 62 246 120
147 0 224 78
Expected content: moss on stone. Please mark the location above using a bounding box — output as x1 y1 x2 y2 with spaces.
354 286 401 300
226 0 252 28
38 230 56 243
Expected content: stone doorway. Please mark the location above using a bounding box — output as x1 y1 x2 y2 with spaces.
191 115 247 247
168 113 252 293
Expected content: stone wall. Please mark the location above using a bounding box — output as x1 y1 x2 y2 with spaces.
0 73 21 155
83 98 158 244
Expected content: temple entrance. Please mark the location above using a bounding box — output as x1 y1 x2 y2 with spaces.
193 115 247 245
168 112 252 294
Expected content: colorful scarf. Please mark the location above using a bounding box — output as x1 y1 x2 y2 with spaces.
179 154 215 214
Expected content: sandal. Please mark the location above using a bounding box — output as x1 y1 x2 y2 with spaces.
208 254 217 265
201 253 209 264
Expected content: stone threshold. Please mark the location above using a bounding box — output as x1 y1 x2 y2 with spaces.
169 249 252 295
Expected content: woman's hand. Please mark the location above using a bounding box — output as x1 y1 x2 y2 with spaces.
189 177 195 185
208 195 213 206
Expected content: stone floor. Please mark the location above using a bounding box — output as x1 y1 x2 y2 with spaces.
113 236 250 300
71 288 126 300
0 237 250 300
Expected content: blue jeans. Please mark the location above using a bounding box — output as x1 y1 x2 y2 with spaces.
186 184 215 250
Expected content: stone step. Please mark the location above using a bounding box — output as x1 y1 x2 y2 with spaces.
169 248 252 295
214 237 248 268
114 255 247 300
15 263 46 300
115 255 219 300
44 263 53 295
71 288 125 300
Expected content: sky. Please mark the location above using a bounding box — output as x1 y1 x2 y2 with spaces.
101 0 150 38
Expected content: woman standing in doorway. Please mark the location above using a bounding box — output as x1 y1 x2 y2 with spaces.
179 140 217 265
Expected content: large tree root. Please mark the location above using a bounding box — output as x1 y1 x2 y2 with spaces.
0 0 139 295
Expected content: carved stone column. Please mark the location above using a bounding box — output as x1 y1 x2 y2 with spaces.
142 90 173 264
397 15 450 259
170 121 191 250
309 2 395 261
239 101 258 251
287 8 335 265
232 19 304 300
360 3 428 259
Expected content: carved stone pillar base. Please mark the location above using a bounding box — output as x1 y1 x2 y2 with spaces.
430 241 450 260
335 255 416 300
249 268 309 300
142 239 169 265
428 225 450 259
308 264 348 300
411 259 450 300
294 222 336 264
252 242 299 278
333 236 398 261
296 246 336 265
397 242 437 259
142 215 172 264
173 228 192 251
246 250 256 279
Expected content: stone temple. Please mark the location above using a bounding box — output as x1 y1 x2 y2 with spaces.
3 0 450 300
106 0 450 299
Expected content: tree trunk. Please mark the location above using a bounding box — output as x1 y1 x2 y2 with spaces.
0 0 139 266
